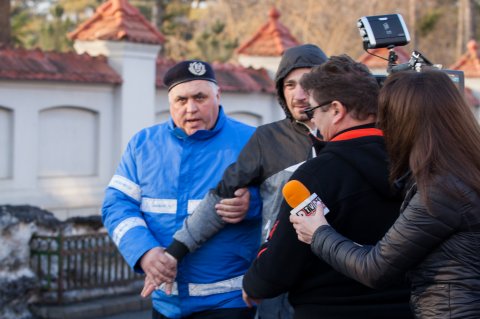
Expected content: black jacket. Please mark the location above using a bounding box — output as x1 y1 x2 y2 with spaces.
312 174 480 319
243 126 413 319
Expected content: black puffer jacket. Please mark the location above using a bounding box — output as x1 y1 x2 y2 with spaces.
313 175 480 318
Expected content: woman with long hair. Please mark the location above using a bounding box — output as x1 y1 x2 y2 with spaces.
290 70 480 318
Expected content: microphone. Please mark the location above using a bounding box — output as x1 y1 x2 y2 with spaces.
282 180 329 216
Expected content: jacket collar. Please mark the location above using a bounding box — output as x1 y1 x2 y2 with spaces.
169 106 226 140
292 119 313 135
330 123 382 142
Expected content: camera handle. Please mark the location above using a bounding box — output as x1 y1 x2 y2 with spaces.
386 46 400 74
388 48 438 74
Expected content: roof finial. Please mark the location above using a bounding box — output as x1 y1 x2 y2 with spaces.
269 6 280 21
110 0 123 11
467 39 478 55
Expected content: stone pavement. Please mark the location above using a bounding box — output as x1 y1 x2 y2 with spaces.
31 294 151 319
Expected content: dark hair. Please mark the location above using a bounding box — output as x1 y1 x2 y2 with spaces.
300 54 379 121
378 70 480 202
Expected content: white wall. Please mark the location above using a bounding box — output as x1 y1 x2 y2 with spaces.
0 78 280 220
0 80 115 220
0 106 13 179
221 91 281 126
74 40 161 161
38 107 99 177
238 55 281 79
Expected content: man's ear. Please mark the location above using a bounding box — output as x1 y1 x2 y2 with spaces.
331 101 346 124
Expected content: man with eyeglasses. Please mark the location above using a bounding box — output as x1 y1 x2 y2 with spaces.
242 55 413 319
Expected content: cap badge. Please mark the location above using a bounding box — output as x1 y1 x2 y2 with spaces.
188 62 207 76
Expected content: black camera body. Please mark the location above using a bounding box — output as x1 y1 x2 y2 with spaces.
358 14 464 91
358 14 410 50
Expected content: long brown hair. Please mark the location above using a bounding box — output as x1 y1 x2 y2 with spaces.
378 70 480 202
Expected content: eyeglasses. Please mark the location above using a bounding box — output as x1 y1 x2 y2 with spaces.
304 101 333 120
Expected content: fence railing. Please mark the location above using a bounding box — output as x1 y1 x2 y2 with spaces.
30 232 143 304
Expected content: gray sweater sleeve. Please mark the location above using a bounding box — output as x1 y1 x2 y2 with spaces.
166 191 225 261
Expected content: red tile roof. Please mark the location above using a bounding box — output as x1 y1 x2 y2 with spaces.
0 47 273 92
449 40 480 77
68 0 165 45
156 58 275 93
236 7 300 56
358 47 411 70
0 46 121 84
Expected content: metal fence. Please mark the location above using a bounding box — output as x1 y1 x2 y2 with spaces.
30 232 143 304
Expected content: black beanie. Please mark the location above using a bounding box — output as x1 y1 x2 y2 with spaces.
164 60 217 91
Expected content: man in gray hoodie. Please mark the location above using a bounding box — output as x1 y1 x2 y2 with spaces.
148 44 328 319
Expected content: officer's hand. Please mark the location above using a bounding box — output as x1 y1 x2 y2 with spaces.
216 188 250 223
141 276 174 298
139 247 177 287
141 276 156 298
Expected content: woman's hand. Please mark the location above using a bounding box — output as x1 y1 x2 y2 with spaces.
290 206 329 244
242 288 262 308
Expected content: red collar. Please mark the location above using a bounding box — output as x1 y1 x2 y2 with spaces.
330 128 383 142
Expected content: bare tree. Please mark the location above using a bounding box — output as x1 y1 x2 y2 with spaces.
460 0 476 48
457 0 467 57
151 0 170 29
409 0 417 49
5 0 476 66
456 0 477 56
0 0 11 45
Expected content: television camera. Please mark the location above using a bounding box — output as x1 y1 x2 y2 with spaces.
357 14 464 90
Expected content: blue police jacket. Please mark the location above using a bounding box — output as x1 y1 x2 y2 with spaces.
102 107 262 318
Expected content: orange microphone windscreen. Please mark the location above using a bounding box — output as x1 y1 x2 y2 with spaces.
282 180 311 208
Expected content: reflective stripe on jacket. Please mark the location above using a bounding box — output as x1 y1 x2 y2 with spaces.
102 107 262 318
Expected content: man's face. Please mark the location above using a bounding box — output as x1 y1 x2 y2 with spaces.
169 80 220 136
283 68 311 122
308 95 336 141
